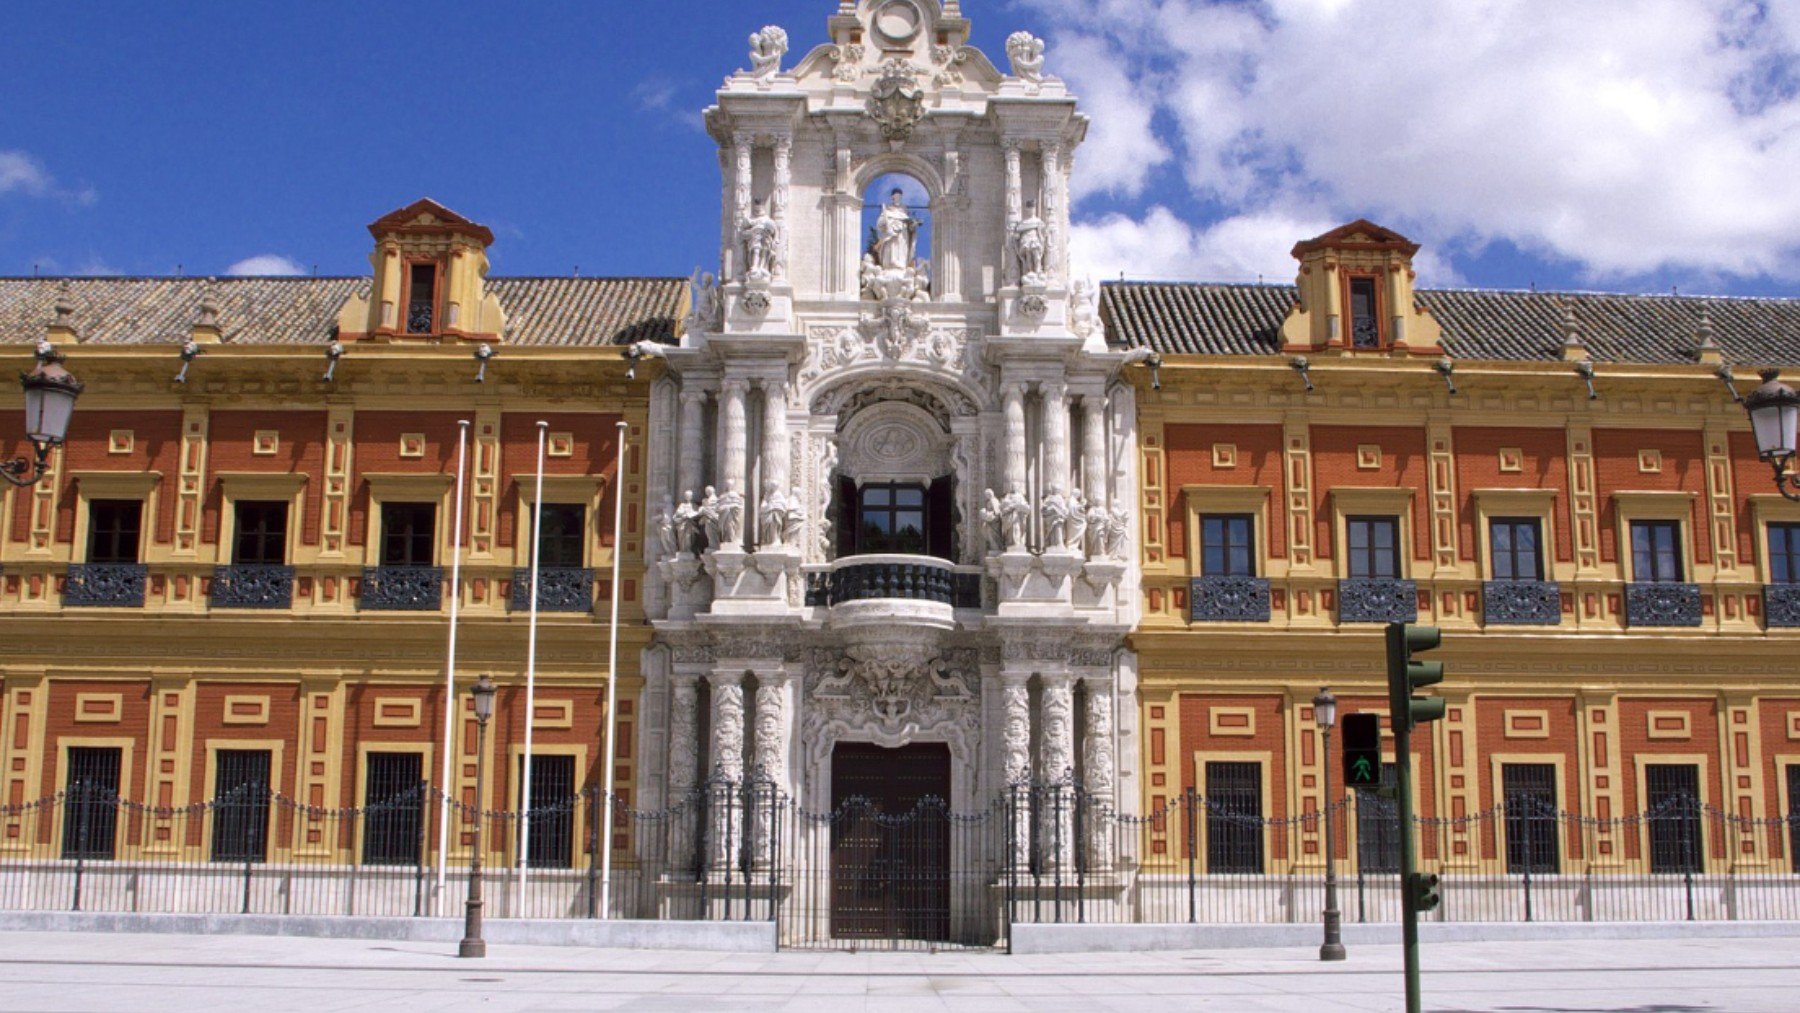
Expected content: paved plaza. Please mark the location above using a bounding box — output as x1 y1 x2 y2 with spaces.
0 930 1795 1012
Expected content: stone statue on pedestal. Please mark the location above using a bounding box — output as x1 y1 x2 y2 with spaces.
717 482 747 547
699 486 722 550
1013 200 1047 285
740 201 780 281
748 26 789 81
674 491 703 555
1000 489 1031 552
1007 31 1046 84
1066 489 1088 555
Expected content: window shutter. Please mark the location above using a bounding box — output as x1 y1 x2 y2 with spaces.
837 475 858 559
928 475 955 561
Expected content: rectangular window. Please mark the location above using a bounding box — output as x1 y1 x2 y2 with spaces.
362 752 424 867
380 502 437 567
1201 514 1256 578
61 747 122 860
211 749 272 864
1204 761 1263 874
857 483 928 556
1630 520 1683 583
1788 766 1800 871
1349 276 1381 349
1502 763 1560 875
1354 763 1400 874
86 499 143 565
520 755 577 870
233 501 289 566
405 263 437 334
1490 517 1544 582
530 503 587 569
1346 516 1401 580
1770 523 1800 584
1645 764 1703 875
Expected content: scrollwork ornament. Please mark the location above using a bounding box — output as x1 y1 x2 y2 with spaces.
740 289 772 317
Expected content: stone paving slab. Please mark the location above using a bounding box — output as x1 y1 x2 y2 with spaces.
0 930 1795 1011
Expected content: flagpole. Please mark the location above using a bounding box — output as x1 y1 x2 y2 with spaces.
599 420 628 919
519 421 547 896
436 420 470 901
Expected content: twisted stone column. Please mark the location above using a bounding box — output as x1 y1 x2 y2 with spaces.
718 379 749 518
762 379 790 515
771 136 791 281
1081 395 1108 513
1039 672 1077 869
667 674 701 867
1003 384 1027 497
1081 674 1117 869
677 389 708 509
750 670 792 867
1001 671 1032 864
1043 380 1070 499
707 670 746 870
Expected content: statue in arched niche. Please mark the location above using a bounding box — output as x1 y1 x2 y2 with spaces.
861 177 931 303
871 188 918 270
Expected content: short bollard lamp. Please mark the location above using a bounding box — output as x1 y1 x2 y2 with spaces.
4 345 83 488
459 674 496 959
1745 369 1800 500
1314 686 1346 962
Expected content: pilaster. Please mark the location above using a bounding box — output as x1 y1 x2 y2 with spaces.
173 404 210 559
1720 693 1766 869
469 403 503 560
1282 415 1317 573
0 672 48 851
1435 689 1479 871
319 403 355 560
294 679 345 859
1578 691 1624 869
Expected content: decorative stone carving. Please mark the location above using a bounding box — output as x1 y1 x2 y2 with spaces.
1006 31 1046 84
686 270 722 335
739 200 780 282
931 44 970 87
829 43 866 83
867 59 926 142
748 25 789 81
861 302 932 359
1017 293 1048 322
1001 674 1031 784
757 483 805 549
1042 487 1070 551
716 482 746 548
674 490 704 555
653 500 679 560
999 489 1031 552
740 289 772 317
1082 676 1117 866
1065 489 1088 555
807 644 977 743
698 486 722 550
1070 277 1098 339
667 675 701 864
1012 200 1048 285
1103 503 1132 560
981 489 1005 554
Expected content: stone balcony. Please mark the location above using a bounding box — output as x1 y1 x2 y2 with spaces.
807 554 980 631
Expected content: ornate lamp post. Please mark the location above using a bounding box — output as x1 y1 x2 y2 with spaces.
1744 370 1800 500
459 675 496 959
1314 686 1346 962
3 344 83 488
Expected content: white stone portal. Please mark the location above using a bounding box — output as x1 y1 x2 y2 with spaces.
637 1 1141 864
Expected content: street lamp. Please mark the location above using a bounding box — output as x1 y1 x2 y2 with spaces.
1314 686 1346 962
1744 369 1800 500
3 344 83 488
459 674 496 959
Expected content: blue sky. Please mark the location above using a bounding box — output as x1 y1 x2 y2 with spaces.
4 1 1797 298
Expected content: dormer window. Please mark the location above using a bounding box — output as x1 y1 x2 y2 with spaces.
406 263 438 334
1349 276 1382 349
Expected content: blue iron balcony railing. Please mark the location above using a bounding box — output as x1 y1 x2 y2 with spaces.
510 567 596 613
210 565 295 610
1482 580 1562 626
1189 576 1272 623
1337 578 1419 624
360 566 444 612
64 564 148 608
1764 584 1800 629
1624 583 1702 628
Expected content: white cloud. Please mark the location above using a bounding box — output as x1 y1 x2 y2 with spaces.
0 150 97 206
1050 34 1170 201
225 254 307 277
1024 0 1800 285
1072 205 1332 284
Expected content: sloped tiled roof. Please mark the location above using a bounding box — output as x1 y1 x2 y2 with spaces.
0 276 684 348
1102 282 1800 365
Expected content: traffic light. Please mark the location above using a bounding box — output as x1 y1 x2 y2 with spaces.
1408 871 1441 912
1341 712 1382 789
1386 622 1447 733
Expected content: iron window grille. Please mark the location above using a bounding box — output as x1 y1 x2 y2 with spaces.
1502 763 1560 875
361 753 424 867
520 755 576 870
211 750 272 864
1645 764 1703 875
61 747 121 861
1788 766 1800 871
1349 276 1381 349
1204 761 1263 875
405 263 436 334
1764 523 1800 628
1355 763 1400 874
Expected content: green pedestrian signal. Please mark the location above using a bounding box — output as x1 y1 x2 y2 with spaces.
1409 871 1442 912
1386 622 1447 734
1341 712 1382 789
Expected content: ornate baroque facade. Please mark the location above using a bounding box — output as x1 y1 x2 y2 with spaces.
0 0 1797 887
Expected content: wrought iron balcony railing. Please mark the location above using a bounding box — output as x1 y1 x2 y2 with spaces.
359 566 444 612
64 564 148 608
1337 578 1419 624
1764 584 1800 629
1482 580 1562 626
210 565 295 610
1624 582 1703 628
510 567 596 613
808 556 978 609
1189 576 1272 623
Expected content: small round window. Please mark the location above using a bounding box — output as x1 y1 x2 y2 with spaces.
872 1 922 46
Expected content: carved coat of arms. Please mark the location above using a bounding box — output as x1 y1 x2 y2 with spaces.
867 61 925 142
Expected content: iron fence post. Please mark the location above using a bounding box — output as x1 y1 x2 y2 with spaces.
1185 785 1198 924
1683 796 1696 922
586 784 601 920
70 789 87 913
413 781 429 918
695 777 711 917
1074 782 1086 925
1520 800 1534 923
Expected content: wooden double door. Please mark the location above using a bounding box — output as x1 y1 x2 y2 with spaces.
829 742 952 942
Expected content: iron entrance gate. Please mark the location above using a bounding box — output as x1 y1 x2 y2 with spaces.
829 743 952 944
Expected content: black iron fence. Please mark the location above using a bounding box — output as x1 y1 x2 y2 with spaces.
2 780 1796 951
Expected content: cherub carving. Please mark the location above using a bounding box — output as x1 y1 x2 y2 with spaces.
748 26 789 81
1006 31 1046 84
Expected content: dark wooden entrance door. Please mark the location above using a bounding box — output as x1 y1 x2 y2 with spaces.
830 742 952 942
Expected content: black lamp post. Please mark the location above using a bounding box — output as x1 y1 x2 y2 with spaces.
1744 369 1800 500
459 674 496 959
3 344 83 488
1314 686 1346 962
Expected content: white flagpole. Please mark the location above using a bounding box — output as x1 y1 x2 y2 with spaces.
436 420 470 901
519 421 548 895
599 420 629 919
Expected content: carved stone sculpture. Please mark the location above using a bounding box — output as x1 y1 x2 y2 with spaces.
699 486 722 549
748 25 789 81
1006 31 1046 84
867 59 926 141
870 188 919 270
674 491 703 555
1085 501 1109 559
981 489 1005 554
1012 200 1048 285
1042 488 1069 551
716 482 746 548
1066 489 1088 555
1000 489 1031 552
739 201 780 281
1070 277 1098 338
686 270 722 335
757 482 800 549
1102 503 1131 560
654 500 679 560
